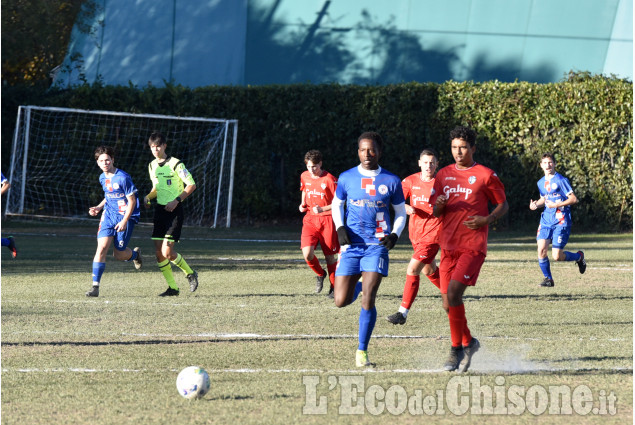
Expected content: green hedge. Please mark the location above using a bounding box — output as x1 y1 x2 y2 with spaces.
2 74 632 230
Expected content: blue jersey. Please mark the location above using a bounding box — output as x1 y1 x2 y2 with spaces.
335 165 405 245
1 172 7 185
538 172 573 227
99 169 140 223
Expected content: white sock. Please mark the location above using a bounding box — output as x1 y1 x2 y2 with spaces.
398 306 409 317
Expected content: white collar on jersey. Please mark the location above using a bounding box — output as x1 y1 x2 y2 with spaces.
357 164 382 177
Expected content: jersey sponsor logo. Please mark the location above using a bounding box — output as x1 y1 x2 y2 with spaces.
378 184 388 195
105 179 112 192
443 184 473 200
411 194 430 205
350 199 387 208
468 176 476 184
306 189 326 199
445 176 456 181
361 178 376 196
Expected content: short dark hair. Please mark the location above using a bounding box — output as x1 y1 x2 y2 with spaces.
94 145 115 160
358 131 384 152
449 126 477 147
304 150 323 164
148 131 167 146
541 153 556 162
420 148 438 159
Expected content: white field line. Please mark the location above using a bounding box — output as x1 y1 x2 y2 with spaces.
2 366 631 375
1 330 626 342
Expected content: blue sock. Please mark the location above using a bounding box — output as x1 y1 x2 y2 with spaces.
538 257 552 279
92 262 106 284
1 238 8 247
127 250 138 262
358 307 377 351
563 251 580 262
352 280 363 302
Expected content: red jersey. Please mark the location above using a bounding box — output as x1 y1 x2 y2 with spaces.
402 173 441 246
431 163 506 255
300 170 337 216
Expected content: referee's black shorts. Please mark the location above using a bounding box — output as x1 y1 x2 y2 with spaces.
152 203 184 242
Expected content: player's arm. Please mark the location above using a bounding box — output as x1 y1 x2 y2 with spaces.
312 204 331 214
1 179 10 195
464 200 509 229
89 199 106 216
165 183 196 212
144 187 157 205
299 191 307 212
545 192 577 209
529 196 546 210
115 193 137 232
331 194 351 245
433 195 448 217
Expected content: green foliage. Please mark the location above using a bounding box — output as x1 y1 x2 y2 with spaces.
1 75 632 229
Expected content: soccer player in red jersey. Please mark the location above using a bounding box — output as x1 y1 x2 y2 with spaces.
386 149 441 325
432 126 508 372
299 150 340 295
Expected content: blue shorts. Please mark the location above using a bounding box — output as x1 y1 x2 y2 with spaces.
335 244 389 277
97 211 136 251
536 224 571 249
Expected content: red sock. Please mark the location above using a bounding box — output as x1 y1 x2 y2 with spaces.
426 267 440 289
327 263 337 287
306 256 325 276
462 322 472 347
400 275 420 309
448 304 466 348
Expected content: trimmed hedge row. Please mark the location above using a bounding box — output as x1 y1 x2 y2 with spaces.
2 75 632 230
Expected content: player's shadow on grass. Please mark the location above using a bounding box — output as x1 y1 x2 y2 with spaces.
549 356 632 363
463 293 633 302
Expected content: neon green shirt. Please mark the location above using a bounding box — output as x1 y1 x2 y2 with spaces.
148 157 196 205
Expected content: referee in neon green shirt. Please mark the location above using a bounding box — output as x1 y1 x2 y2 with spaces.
144 132 199 296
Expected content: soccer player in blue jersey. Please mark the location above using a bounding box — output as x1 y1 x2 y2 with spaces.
1 172 17 258
86 146 142 297
331 131 407 367
529 153 586 287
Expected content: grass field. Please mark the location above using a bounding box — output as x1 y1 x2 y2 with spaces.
1 220 632 424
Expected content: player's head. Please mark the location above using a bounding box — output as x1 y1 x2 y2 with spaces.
304 150 323 177
540 153 556 175
449 126 476 168
94 146 116 173
357 132 383 170
148 131 167 159
418 148 438 179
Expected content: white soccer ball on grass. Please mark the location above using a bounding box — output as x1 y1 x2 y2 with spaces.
176 366 211 399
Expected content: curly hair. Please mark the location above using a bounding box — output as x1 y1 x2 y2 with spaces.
449 126 477 147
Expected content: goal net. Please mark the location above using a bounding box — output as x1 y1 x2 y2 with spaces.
6 106 238 227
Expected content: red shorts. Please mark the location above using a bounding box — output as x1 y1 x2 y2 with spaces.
411 242 440 264
439 249 486 294
301 214 340 256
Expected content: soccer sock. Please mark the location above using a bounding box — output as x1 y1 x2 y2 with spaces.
448 304 467 348
92 262 106 285
305 256 325 277
357 307 377 351
327 263 337 287
1 238 8 247
125 249 138 262
462 321 472 347
400 275 420 310
426 267 441 289
171 253 194 275
538 257 552 279
352 280 363 302
563 251 581 262
158 259 179 290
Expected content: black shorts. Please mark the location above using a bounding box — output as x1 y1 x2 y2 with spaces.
152 204 184 242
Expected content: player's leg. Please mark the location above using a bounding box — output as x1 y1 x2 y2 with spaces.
551 226 586 274
155 238 180 296
1 236 17 258
164 206 198 293
319 217 340 297
112 221 141 269
537 224 555 286
301 217 326 291
88 235 113 297
387 257 423 325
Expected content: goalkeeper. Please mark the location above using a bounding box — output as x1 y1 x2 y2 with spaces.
144 132 199 296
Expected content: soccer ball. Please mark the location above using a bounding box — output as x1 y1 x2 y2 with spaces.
176 366 211 399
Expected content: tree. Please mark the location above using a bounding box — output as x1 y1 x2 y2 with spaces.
1 0 98 86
